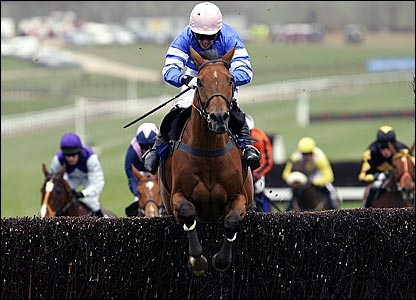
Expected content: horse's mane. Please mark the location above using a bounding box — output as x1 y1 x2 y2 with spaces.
199 50 220 61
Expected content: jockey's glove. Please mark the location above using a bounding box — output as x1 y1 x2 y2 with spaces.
72 190 84 199
364 174 375 182
181 75 198 89
375 172 387 180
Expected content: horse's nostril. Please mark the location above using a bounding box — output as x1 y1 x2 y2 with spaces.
224 113 229 122
210 113 218 123
210 112 229 124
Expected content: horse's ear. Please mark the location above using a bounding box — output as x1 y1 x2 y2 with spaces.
220 45 236 65
59 164 66 177
132 164 143 180
409 142 415 154
42 163 49 177
388 142 397 154
190 46 205 67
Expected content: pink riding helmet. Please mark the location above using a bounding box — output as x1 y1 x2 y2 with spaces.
189 2 222 35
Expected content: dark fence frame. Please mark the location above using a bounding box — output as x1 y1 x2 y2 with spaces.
1 209 414 299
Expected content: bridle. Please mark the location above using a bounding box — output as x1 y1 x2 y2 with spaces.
138 176 163 217
192 59 236 127
391 152 415 201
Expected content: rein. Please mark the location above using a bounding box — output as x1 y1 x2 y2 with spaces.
181 58 238 157
55 197 78 217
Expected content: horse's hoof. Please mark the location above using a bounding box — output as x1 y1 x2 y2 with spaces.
212 253 231 272
188 255 208 276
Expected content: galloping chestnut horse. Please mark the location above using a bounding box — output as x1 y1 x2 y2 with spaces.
40 163 116 218
368 143 415 208
159 46 254 275
131 165 165 217
286 160 340 211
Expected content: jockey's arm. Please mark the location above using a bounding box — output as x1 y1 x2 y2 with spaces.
312 155 334 186
49 155 61 174
252 129 273 180
282 156 296 184
83 155 105 198
358 149 376 183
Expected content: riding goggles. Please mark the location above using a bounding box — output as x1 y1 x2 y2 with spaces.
193 32 218 41
379 142 389 149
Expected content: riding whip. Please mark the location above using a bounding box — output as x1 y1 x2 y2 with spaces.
123 87 192 128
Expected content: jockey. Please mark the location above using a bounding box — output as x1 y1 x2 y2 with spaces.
124 123 159 200
144 1 261 175
246 114 274 212
358 125 412 208
282 137 339 211
124 123 161 217
49 133 106 217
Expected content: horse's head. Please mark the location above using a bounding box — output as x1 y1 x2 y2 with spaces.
132 164 163 217
40 163 76 217
190 46 236 134
286 160 312 188
389 145 415 202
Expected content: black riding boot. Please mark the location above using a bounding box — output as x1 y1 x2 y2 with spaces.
325 184 338 209
365 187 380 208
286 197 295 212
239 121 261 170
143 106 184 175
143 133 166 175
92 209 104 217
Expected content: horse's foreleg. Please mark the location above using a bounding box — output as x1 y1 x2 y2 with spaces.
212 194 246 272
172 192 207 276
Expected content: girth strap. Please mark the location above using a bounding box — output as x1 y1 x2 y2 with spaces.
172 139 235 157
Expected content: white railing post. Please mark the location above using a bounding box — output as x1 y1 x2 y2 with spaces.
273 134 286 164
127 79 137 100
75 97 87 144
296 91 310 127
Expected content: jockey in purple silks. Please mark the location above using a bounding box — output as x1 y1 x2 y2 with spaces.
49 132 106 217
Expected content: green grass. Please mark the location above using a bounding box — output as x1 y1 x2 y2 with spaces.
1 34 415 218
2 82 413 218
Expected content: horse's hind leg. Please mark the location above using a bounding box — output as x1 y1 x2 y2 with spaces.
173 193 208 276
212 195 246 271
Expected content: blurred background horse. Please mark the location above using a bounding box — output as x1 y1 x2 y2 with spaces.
126 165 165 217
369 143 414 208
286 160 341 211
159 46 254 276
40 163 116 217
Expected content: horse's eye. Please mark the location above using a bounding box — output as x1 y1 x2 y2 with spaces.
197 78 202 87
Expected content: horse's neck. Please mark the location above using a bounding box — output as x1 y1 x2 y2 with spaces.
189 109 228 149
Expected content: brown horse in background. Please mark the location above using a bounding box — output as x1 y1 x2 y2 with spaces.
368 143 415 208
131 165 165 217
286 160 341 211
40 163 116 217
159 46 254 275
